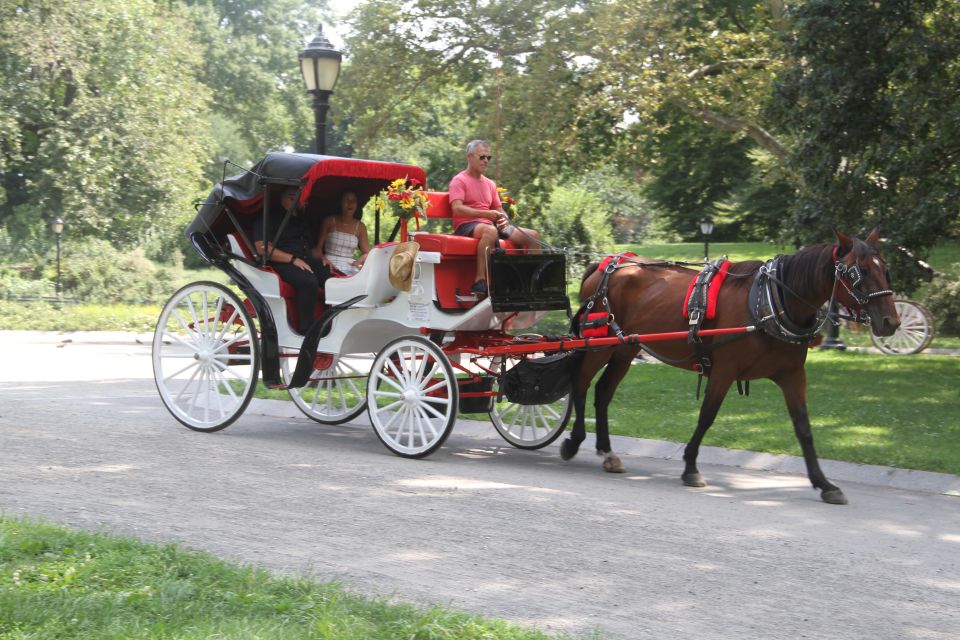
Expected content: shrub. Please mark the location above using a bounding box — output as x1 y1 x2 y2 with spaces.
924 265 960 335
539 185 614 272
60 238 183 304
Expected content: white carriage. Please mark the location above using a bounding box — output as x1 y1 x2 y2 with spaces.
152 153 573 457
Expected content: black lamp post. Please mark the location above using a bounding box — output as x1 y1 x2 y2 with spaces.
299 24 342 154
51 217 63 297
820 301 847 350
699 217 715 261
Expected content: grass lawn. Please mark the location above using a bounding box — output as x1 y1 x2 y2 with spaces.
0 517 561 640
603 350 960 475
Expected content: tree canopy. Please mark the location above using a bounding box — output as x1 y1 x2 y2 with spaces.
0 0 957 278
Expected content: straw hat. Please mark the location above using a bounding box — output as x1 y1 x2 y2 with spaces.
388 241 419 292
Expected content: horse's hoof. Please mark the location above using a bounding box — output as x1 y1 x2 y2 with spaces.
682 473 706 487
821 488 848 505
602 455 625 473
560 438 579 461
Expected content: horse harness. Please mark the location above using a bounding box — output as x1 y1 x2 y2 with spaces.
574 246 892 399
748 247 894 344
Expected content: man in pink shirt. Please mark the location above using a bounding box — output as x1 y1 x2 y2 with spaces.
449 140 541 296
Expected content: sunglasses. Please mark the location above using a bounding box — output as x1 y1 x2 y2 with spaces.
477 154 493 161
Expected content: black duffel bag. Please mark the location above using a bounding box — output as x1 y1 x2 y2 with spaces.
498 352 577 406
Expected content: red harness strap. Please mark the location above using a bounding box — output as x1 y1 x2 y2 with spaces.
682 260 731 320
597 251 637 273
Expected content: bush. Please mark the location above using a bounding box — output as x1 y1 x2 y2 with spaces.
539 185 614 272
925 265 960 335
60 238 183 304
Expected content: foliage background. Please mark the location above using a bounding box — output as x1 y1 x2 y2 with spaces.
0 0 958 316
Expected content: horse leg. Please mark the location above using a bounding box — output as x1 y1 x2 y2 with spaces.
774 369 847 505
681 373 734 487
591 351 636 473
561 351 606 462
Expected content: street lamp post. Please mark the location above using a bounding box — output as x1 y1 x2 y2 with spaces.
820 302 847 350
699 217 715 262
299 25 342 154
51 217 64 297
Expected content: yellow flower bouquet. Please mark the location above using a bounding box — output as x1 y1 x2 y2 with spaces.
375 177 430 221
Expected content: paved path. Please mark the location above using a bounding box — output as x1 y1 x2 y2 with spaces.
1 331 959 639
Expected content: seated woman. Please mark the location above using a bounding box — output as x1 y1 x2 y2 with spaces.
253 186 331 334
314 190 371 276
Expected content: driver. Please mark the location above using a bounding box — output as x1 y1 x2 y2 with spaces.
449 140 540 297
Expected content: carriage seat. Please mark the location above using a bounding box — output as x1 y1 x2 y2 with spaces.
324 243 400 307
414 191 519 254
225 233 300 299
225 233 323 332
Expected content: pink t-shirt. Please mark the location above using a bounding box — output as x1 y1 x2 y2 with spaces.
448 170 502 231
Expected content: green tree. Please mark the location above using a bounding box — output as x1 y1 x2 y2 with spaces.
0 0 210 257
772 0 960 291
178 0 329 178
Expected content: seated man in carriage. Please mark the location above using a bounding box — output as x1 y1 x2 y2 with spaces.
252 186 332 334
449 139 541 297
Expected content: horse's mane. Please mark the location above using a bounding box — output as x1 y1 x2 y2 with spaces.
781 243 835 294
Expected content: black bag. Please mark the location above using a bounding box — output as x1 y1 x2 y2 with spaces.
498 352 576 406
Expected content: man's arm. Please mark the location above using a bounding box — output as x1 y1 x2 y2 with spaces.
450 199 503 221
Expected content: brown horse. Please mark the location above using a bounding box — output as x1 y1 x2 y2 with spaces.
561 229 900 504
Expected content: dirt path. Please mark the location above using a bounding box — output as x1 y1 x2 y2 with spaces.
1 332 958 639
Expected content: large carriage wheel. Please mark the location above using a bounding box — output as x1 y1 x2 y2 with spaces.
870 299 936 355
283 351 371 424
489 354 572 450
152 281 260 432
367 336 458 458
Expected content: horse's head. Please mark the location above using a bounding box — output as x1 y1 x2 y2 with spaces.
834 228 900 337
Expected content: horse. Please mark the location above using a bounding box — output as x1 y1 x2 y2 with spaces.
560 229 900 504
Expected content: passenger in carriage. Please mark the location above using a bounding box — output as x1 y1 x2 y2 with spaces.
314 190 370 277
449 139 541 297
252 187 331 334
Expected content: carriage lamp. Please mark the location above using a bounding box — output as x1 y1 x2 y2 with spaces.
50 217 64 297
699 217 715 261
299 24 342 155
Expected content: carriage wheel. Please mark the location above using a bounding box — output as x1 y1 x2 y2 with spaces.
152 281 260 432
870 299 936 355
489 355 572 450
283 352 372 424
367 336 458 458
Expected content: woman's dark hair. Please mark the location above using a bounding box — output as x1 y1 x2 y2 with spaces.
339 190 362 220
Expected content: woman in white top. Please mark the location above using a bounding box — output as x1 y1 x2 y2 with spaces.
314 190 371 276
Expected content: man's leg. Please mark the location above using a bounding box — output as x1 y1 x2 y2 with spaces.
471 223 498 285
504 226 541 253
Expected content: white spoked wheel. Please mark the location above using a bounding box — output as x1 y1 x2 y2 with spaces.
152 281 260 432
367 336 458 458
489 355 572 449
283 352 371 424
871 299 936 355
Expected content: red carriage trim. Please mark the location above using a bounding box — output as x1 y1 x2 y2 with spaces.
682 261 731 320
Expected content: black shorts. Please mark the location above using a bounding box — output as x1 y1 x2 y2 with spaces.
453 221 489 237
454 220 513 240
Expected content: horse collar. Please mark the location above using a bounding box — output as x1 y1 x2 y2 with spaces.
748 257 825 345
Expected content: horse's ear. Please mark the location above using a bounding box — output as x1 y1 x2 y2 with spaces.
834 228 853 255
864 226 881 246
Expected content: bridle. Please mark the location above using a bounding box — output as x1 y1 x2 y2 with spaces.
832 246 895 322
750 244 895 343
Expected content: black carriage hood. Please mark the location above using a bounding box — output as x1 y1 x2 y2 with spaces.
186 152 427 241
